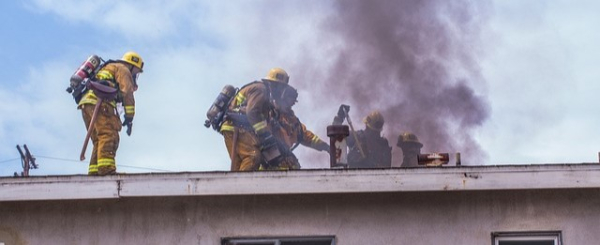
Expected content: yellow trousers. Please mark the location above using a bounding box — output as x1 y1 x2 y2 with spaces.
223 129 262 171
81 102 122 175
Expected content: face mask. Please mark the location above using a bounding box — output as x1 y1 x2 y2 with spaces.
133 72 140 91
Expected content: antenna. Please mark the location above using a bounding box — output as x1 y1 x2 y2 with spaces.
15 144 38 177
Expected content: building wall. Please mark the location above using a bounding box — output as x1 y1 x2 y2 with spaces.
1 188 600 245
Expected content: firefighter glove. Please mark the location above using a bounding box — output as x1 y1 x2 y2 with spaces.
122 116 133 136
337 104 350 118
333 104 350 125
316 142 330 152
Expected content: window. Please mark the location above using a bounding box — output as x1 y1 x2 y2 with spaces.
492 231 562 245
222 236 335 245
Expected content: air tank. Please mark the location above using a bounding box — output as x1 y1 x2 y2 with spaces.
205 85 237 129
67 55 101 93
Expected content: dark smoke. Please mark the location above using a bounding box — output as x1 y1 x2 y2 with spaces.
293 0 491 165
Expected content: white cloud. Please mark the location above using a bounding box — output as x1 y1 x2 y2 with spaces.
29 0 203 40
478 0 600 164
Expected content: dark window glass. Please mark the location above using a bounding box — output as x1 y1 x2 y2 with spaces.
499 241 554 245
281 242 332 245
222 237 334 245
224 243 274 245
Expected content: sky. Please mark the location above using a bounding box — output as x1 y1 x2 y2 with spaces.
1 0 600 176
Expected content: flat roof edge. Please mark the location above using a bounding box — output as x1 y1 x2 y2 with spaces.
0 179 119 201
2 164 600 201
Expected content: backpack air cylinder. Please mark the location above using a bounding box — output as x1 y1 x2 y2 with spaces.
67 55 101 93
205 85 237 130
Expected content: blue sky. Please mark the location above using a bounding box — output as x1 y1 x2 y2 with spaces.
1 0 600 176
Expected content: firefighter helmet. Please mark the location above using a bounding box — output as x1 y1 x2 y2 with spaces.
397 132 423 148
120 51 144 72
262 67 289 84
363 111 384 131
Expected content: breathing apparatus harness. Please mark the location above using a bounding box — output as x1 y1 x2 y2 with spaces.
66 55 127 104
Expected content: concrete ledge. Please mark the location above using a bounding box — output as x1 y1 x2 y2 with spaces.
0 175 119 201
2 164 600 201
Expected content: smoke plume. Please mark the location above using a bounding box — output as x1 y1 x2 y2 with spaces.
293 0 491 165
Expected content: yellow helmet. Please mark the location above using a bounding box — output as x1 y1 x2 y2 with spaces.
262 67 289 84
363 110 385 131
120 51 144 72
397 132 423 148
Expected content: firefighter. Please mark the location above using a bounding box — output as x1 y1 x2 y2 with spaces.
347 110 392 168
264 86 329 170
221 68 295 171
397 132 423 167
78 51 143 175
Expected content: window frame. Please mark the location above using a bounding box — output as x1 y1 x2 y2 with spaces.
221 236 336 245
492 231 562 245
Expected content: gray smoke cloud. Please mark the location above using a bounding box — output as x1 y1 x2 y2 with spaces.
293 0 492 165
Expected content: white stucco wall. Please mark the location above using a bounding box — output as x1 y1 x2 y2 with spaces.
2 189 600 244
1 165 600 244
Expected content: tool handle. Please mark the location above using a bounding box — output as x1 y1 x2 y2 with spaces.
344 108 366 158
80 100 103 161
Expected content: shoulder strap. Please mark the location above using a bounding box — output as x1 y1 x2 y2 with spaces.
238 80 262 91
95 58 112 71
234 81 263 106
90 59 116 79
